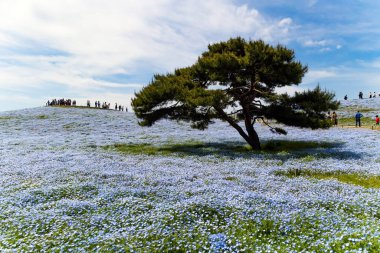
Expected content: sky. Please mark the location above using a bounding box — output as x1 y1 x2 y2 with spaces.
1 0 380 112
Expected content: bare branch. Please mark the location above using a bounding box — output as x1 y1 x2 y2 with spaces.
253 116 287 135
227 109 243 116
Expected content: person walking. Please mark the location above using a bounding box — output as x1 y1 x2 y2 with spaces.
376 115 379 126
327 111 331 121
355 111 363 127
332 111 338 126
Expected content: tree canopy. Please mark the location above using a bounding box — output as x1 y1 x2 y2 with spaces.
132 37 339 150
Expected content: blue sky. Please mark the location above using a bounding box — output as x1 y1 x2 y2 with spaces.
1 0 380 112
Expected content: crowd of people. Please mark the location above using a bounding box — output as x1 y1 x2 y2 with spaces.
327 110 380 128
46 98 128 112
47 98 76 106
327 111 339 126
344 91 380 100
114 103 127 111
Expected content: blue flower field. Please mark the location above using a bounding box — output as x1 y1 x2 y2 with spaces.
1 99 380 252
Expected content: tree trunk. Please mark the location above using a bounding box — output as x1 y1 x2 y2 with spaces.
214 106 261 150
244 116 261 150
242 103 261 150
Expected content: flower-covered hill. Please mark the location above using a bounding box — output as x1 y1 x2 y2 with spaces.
338 97 380 118
1 101 380 252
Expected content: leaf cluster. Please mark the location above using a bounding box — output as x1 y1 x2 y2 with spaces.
264 86 340 129
132 68 227 129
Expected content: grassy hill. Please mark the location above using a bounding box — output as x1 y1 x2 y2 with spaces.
1 101 380 251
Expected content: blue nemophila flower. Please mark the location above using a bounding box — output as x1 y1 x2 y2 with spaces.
209 233 228 252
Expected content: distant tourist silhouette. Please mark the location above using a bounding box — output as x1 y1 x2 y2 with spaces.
332 111 338 126
355 111 363 127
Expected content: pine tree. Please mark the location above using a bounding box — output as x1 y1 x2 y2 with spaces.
132 37 339 150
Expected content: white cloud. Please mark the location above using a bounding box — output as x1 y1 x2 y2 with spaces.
303 39 342 52
0 93 43 112
308 0 318 7
0 0 295 111
278 18 292 27
357 58 380 69
319 47 331 52
303 70 336 83
275 85 306 95
304 39 328 47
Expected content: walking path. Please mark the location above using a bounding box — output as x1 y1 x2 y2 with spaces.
339 124 380 130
